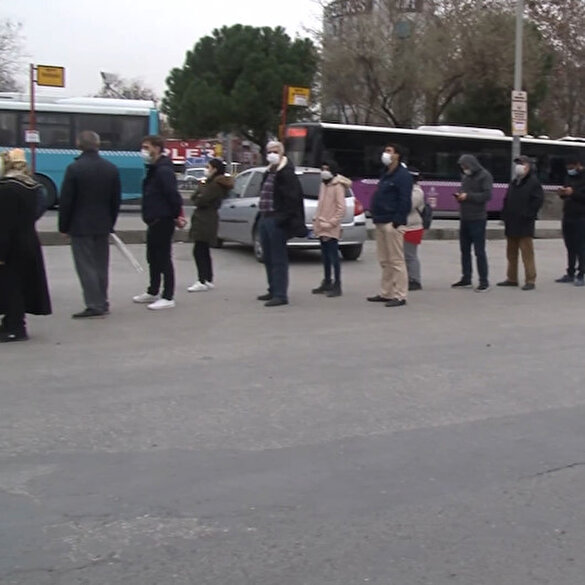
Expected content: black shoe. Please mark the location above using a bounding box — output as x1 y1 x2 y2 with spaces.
555 274 574 283
367 295 391 302
475 283 490 292
326 282 342 297
312 279 333 294
1 331 29 342
385 298 407 307
264 298 288 307
522 283 535 291
451 280 472 288
72 308 106 319
257 293 273 301
497 280 518 287
408 280 422 291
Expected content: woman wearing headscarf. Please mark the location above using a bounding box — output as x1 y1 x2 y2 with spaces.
0 149 52 341
187 158 234 292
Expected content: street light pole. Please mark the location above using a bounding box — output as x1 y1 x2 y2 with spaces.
512 0 524 164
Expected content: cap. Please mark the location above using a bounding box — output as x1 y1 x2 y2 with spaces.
565 153 583 165
513 155 531 165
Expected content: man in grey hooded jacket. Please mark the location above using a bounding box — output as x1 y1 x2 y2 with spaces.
452 154 493 291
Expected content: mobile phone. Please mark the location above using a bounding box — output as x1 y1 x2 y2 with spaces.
452 192 459 198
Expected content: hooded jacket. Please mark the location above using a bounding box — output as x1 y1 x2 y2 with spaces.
189 174 234 244
141 155 183 225
370 163 413 226
313 174 349 240
501 159 544 238
457 155 493 221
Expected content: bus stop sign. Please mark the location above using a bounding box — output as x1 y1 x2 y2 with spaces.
37 65 66 88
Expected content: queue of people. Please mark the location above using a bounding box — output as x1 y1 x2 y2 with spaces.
1 134 583 342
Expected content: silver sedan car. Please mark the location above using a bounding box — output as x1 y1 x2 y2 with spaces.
217 167 367 262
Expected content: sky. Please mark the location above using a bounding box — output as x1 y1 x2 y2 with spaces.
3 0 321 99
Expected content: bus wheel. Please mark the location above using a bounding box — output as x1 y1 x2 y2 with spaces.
35 174 58 209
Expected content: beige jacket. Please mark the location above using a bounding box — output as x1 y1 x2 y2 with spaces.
313 175 350 239
406 184 425 232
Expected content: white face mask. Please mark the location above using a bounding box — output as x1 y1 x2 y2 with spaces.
321 170 333 181
266 152 280 166
381 152 393 166
204 168 213 179
515 164 527 177
0 156 4 178
462 169 472 176
140 149 152 163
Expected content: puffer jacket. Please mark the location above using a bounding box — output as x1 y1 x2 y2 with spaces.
189 174 234 244
313 175 349 240
406 184 425 232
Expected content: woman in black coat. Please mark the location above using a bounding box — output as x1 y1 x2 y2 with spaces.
498 155 544 290
0 149 52 341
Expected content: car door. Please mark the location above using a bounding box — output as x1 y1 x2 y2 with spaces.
218 171 251 243
234 170 264 243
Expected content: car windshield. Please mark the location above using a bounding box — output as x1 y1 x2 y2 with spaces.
186 168 206 178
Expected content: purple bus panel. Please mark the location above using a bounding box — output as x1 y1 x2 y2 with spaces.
351 179 509 214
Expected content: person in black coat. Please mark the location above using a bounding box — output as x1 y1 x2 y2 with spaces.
256 140 306 307
555 154 585 286
498 155 544 291
132 135 183 310
0 149 52 342
59 131 122 318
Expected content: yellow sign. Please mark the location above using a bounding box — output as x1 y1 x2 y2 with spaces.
287 86 310 107
37 65 65 88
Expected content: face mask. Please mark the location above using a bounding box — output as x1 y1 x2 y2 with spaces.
0 156 4 178
266 152 280 165
381 152 393 166
568 168 579 176
515 164 527 177
140 149 152 163
462 169 472 176
321 170 333 181
204 168 213 179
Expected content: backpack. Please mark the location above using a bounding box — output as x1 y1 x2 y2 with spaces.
417 201 433 230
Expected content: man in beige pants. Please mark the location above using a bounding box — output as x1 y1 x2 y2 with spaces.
367 144 413 307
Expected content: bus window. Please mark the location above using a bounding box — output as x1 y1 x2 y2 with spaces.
19 112 72 148
0 111 17 146
75 114 148 150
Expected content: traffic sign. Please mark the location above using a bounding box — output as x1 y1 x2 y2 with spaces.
511 90 528 136
287 86 310 107
25 129 40 143
37 65 65 88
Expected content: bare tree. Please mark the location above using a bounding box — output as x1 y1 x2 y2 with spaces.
97 73 157 101
0 19 25 91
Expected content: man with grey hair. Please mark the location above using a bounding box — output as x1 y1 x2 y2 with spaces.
256 140 306 306
59 130 121 318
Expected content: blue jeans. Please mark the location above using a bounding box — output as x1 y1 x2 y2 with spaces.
320 238 340 282
259 216 289 300
460 219 488 285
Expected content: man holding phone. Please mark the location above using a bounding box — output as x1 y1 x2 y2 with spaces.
451 154 493 292
556 154 585 286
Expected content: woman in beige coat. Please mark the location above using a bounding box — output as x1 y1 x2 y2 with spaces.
311 162 349 297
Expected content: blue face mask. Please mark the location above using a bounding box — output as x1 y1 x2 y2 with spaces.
568 168 579 176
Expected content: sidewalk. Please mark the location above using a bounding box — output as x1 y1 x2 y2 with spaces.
36 211 563 246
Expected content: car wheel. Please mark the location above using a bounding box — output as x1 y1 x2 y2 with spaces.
253 226 264 263
34 174 58 209
340 244 363 261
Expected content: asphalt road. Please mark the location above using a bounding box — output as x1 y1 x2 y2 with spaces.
2 239 585 585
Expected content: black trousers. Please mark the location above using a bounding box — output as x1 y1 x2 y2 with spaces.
562 217 585 277
1 266 26 334
193 241 212 283
146 218 176 300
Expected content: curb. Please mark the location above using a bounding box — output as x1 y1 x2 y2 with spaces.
38 227 563 247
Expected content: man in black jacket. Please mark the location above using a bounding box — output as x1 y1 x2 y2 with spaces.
256 140 306 307
133 135 183 310
59 131 121 318
556 154 585 286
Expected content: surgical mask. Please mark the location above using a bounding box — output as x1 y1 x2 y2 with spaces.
463 169 472 176
140 149 152 163
568 168 579 176
515 164 527 177
204 168 213 179
381 152 393 166
266 152 280 165
321 170 333 181
0 156 4 178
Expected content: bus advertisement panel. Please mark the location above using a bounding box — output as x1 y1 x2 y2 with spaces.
284 123 585 217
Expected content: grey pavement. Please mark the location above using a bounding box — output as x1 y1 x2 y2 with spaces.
2 239 585 584
36 208 565 244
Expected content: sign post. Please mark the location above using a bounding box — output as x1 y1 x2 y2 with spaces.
28 64 65 173
511 0 524 173
279 85 310 141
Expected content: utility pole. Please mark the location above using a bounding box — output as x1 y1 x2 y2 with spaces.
511 0 524 166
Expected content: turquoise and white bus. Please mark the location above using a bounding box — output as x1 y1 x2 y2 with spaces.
0 94 159 206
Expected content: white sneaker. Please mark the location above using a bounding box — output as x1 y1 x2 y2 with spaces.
133 292 159 304
147 298 176 310
204 281 215 290
187 281 209 292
